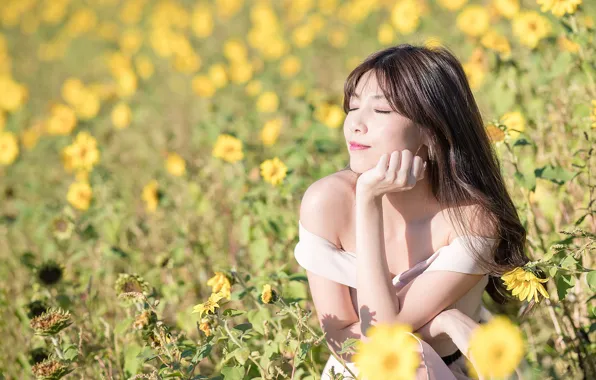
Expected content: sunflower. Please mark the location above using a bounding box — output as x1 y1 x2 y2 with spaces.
206 272 232 300
192 291 225 318
468 316 525 378
536 0 582 18
501 267 549 302
353 323 420 380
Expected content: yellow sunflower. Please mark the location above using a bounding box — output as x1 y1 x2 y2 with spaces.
536 0 582 18
192 291 225 318
468 316 525 378
502 267 550 302
207 272 232 300
353 323 420 380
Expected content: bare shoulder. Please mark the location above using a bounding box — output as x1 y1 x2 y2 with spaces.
445 203 499 241
298 169 357 248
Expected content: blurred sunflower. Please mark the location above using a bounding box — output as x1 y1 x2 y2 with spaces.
457 6 490 37
37 260 64 286
260 157 288 186
66 180 92 211
256 91 279 113
192 75 216 98
353 323 420 380
142 180 160 213
61 131 100 174
0 130 18 165
207 272 232 300
468 316 525 378
166 153 186 176
492 0 520 19
261 118 282 146
500 111 526 139
212 134 244 163
391 0 421 35
437 0 468 11
111 102 132 129
46 104 77 136
536 0 581 18
512 11 551 49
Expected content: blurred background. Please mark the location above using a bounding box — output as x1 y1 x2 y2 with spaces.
0 0 594 379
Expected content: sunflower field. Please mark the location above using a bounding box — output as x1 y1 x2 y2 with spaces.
0 0 595 379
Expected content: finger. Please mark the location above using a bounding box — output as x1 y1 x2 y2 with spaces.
396 150 413 186
376 153 389 174
387 151 400 178
411 156 422 180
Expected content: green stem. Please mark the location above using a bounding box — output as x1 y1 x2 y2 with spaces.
50 336 65 360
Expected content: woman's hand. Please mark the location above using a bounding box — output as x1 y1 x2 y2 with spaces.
355 149 427 200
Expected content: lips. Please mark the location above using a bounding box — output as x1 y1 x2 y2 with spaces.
349 142 371 150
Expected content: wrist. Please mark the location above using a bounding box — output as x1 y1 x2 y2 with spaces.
355 187 380 203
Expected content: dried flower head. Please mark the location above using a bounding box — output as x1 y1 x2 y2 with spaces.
30 308 73 336
37 260 64 286
51 215 74 241
31 358 72 379
115 273 150 304
133 310 157 330
28 347 50 365
115 273 150 295
27 300 49 319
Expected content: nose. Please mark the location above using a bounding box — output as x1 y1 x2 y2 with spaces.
350 119 367 134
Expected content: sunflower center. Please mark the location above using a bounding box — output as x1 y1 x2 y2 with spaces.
382 352 400 371
490 345 505 362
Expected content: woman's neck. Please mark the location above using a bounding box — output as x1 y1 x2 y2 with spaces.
381 177 440 226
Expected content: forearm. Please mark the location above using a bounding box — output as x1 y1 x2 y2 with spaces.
355 193 400 325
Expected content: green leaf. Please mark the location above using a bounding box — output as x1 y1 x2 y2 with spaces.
63 344 79 361
337 338 359 355
549 52 572 78
249 237 270 269
586 271 596 292
233 322 253 333
559 255 577 270
233 347 250 365
124 343 142 375
555 274 576 300
534 165 576 185
192 344 212 363
514 171 536 192
114 317 133 336
221 365 245 380
247 308 270 335
240 215 251 245
223 309 246 317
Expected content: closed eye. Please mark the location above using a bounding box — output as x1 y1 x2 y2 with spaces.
348 108 391 114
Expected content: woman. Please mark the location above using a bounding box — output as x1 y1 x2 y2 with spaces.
293 44 528 379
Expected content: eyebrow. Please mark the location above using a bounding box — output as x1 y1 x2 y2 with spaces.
352 93 385 99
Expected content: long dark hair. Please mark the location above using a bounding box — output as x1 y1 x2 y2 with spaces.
342 44 528 304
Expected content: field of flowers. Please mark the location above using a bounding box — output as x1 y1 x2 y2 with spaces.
0 0 595 379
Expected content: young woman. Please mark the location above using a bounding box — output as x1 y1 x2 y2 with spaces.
294 44 528 379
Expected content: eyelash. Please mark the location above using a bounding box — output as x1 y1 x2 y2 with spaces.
348 108 391 114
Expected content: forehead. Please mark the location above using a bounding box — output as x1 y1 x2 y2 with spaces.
353 71 384 98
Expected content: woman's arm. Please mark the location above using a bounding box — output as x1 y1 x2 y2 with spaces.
355 192 486 331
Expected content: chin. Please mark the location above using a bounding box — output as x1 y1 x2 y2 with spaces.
348 159 373 174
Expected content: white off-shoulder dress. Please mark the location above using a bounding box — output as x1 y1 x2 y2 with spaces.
293 220 499 380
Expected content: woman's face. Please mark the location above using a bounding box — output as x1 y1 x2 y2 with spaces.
343 70 424 174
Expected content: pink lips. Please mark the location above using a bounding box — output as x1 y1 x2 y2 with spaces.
349 143 370 151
